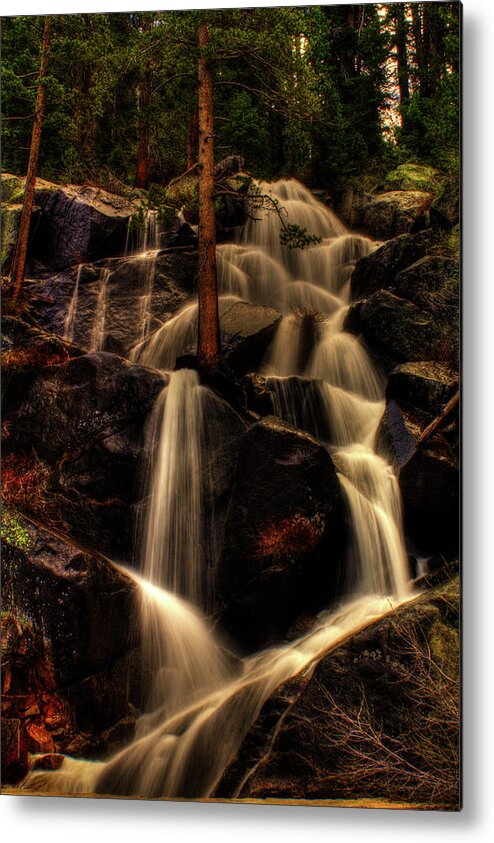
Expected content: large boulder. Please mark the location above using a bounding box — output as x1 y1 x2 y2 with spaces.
377 397 459 555
393 255 459 307
217 577 460 809
1 507 144 770
220 301 282 375
1 174 141 270
380 163 444 194
345 289 445 366
175 300 283 377
1 507 140 687
350 231 433 300
31 181 137 269
30 248 198 357
244 374 333 442
5 351 166 561
215 416 346 651
1 316 84 418
11 351 166 462
338 186 433 240
386 362 459 417
431 175 460 228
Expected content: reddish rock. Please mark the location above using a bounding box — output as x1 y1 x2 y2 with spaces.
1 718 28 784
32 753 65 771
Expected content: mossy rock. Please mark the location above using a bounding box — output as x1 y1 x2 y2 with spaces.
1 173 25 204
1 204 22 269
382 163 444 194
163 175 199 223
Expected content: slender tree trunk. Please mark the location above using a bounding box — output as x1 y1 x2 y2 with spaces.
11 17 51 302
187 109 199 170
197 20 220 367
412 3 429 97
394 4 410 114
135 72 151 188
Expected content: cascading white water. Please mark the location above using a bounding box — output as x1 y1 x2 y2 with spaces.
89 267 111 352
125 208 160 255
130 296 241 371
65 209 165 352
140 369 204 604
20 178 412 801
63 263 84 343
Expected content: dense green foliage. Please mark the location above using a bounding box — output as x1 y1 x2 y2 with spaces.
1 4 460 191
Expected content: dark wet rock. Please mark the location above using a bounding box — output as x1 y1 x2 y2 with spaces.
386 362 459 416
12 351 166 463
160 218 198 249
241 373 274 417
392 255 459 305
31 249 198 356
431 176 460 228
216 172 251 236
346 290 444 365
376 399 421 469
220 301 282 376
215 416 346 651
351 231 433 300
338 186 433 240
30 182 136 269
7 351 166 561
1 508 147 760
1 508 141 688
261 376 333 442
399 441 459 552
198 392 247 584
1 718 28 785
176 300 282 378
1 316 83 418
377 398 459 556
57 421 144 504
64 649 142 744
217 577 459 808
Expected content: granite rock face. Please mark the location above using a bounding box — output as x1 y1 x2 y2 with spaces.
215 416 346 651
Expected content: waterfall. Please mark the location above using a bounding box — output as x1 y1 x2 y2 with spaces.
20 178 412 801
125 208 160 255
63 263 84 343
140 369 204 604
89 267 111 352
65 208 164 352
134 250 158 346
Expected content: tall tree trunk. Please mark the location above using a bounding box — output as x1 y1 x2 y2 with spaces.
394 4 410 113
11 16 51 302
411 3 429 97
135 71 151 188
197 20 220 368
187 109 199 169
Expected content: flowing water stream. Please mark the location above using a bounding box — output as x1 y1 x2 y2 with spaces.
21 179 412 799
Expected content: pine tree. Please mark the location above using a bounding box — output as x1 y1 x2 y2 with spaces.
10 16 51 302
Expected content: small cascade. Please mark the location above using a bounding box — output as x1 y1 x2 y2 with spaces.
141 369 205 604
134 250 158 346
132 572 230 719
130 296 241 371
89 267 111 352
63 263 84 343
125 208 160 255
307 309 383 400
